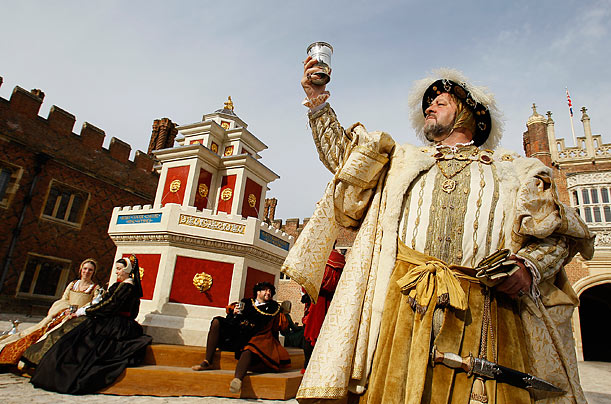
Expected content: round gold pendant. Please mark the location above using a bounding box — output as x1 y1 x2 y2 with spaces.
441 179 456 193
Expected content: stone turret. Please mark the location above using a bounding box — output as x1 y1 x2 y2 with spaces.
523 104 552 166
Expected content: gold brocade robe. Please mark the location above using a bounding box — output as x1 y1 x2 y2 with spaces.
281 104 594 404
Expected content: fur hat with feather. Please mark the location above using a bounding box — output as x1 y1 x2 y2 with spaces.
408 68 503 150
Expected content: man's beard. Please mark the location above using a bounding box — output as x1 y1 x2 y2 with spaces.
424 120 453 142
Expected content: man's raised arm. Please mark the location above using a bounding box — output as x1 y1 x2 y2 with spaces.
301 56 353 173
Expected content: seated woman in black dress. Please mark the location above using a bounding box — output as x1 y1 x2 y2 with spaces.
28 256 152 395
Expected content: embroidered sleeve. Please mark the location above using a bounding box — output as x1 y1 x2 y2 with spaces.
308 104 394 227
511 171 594 260
516 235 570 283
510 162 594 308
308 104 354 173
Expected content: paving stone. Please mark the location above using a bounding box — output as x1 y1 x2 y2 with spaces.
0 372 299 404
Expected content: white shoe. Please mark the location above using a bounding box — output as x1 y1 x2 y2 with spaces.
229 377 242 393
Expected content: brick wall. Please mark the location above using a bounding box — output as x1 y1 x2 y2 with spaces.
0 78 158 311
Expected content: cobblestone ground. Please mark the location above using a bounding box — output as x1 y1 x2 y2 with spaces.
0 373 297 404
2 316 610 403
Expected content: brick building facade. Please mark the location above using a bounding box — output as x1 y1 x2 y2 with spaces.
523 104 611 361
0 76 160 314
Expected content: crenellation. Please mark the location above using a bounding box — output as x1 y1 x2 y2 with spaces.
1 80 159 197
108 136 131 162
80 122 105 150
47 105 76 135
9 86 43 117
134 150 154 172
30 89 45 101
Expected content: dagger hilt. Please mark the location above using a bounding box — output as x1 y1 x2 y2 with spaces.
430 347 474 375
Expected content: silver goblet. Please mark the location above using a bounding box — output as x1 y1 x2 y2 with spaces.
307 41 333 85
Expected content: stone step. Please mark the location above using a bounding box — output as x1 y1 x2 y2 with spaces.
143 344 305 371
99 366 303 400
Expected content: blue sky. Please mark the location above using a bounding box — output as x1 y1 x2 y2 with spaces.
1 0 610 219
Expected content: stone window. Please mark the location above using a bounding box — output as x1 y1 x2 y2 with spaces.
572 186 611 224
17 253 71 299
41 180 90 226
0 160 23 209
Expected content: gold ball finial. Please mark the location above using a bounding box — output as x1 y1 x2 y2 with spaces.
224 96 234 111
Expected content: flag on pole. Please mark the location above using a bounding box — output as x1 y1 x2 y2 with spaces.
566 88 574 117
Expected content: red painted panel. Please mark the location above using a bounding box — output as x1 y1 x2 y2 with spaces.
161 165 190 206
169 256 234 307
243 267 275 300
194 168 213 211
241 177 263 219
216 174 236 214
190 139 203 145
122 253 161 300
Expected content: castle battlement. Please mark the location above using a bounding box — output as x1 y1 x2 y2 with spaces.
0 77 157 198
556 134 611 162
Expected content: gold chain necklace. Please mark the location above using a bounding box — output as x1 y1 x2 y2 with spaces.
250 299 280 316
433 147 484 193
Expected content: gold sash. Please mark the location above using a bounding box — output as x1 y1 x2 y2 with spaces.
395 239 477 314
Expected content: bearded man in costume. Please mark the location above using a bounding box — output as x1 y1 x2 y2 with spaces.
281 58 594 404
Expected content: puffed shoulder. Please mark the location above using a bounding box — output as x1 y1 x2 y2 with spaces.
493 148 552 180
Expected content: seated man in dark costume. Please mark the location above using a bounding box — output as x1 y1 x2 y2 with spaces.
192 281 290 394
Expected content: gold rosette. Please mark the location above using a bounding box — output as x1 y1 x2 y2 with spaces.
198 183 209 198
193 272 213 293
169 179 181 192
248 193 257 207
221 188 233 201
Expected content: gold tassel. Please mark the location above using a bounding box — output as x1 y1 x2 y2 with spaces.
469 377 488 404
